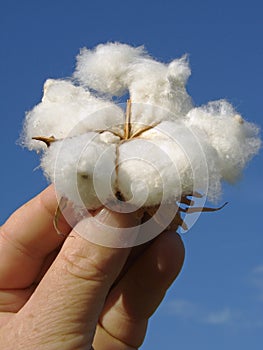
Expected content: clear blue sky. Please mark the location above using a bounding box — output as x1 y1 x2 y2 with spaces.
0 0 262 348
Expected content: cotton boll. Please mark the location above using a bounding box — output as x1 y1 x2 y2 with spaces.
186 100 261 182
22 79 124 151
74 42 146 96
41 132 118 209
22 41 261 218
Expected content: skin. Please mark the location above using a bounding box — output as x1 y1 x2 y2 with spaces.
0 186 185 349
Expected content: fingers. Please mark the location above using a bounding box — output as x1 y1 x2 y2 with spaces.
11 209 137 350
0 287 34 313
94 231 185 349
0 186 71 289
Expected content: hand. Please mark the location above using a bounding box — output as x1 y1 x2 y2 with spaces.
0 186 184 349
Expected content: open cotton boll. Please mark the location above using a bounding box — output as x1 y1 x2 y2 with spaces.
74 42 146 96
22 79 124 151
41 132 118 209
186 100 261 182
21 41 261 241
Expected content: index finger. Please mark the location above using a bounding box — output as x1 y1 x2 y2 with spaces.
0 185 71 289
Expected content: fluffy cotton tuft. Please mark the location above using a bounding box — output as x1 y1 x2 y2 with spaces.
22 42 261 211
118 121 221 205
22 79 124 151
74 42 192 127
74 42 146 96
186 100 261 183
127 55 193 132
41 132 118 209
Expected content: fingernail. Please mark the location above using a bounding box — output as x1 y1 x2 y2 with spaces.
95 208 139 228
73 208 141 248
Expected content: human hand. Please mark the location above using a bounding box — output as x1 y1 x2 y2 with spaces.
0 186 184 349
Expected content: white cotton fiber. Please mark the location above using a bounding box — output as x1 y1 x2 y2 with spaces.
128 55 192 110
118 121 221 205
41 132 118 209
22 42 261 211
74 42 146 96
186 100 261 183
74 42 192 126
22 79 124 151
167 55 191 85
128 55 193 132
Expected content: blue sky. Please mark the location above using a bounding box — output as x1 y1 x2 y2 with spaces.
0 0 262 348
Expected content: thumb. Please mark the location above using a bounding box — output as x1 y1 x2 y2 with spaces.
13 209 138 350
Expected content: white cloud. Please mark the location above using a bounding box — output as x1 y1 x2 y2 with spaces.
251 264 263 301
167 296 263 330
166 266 263 329
252 265 263 274
204 308 233 325
167 299 199 320
167 299 242 327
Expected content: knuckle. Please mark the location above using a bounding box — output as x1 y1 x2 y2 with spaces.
60 244 109 284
